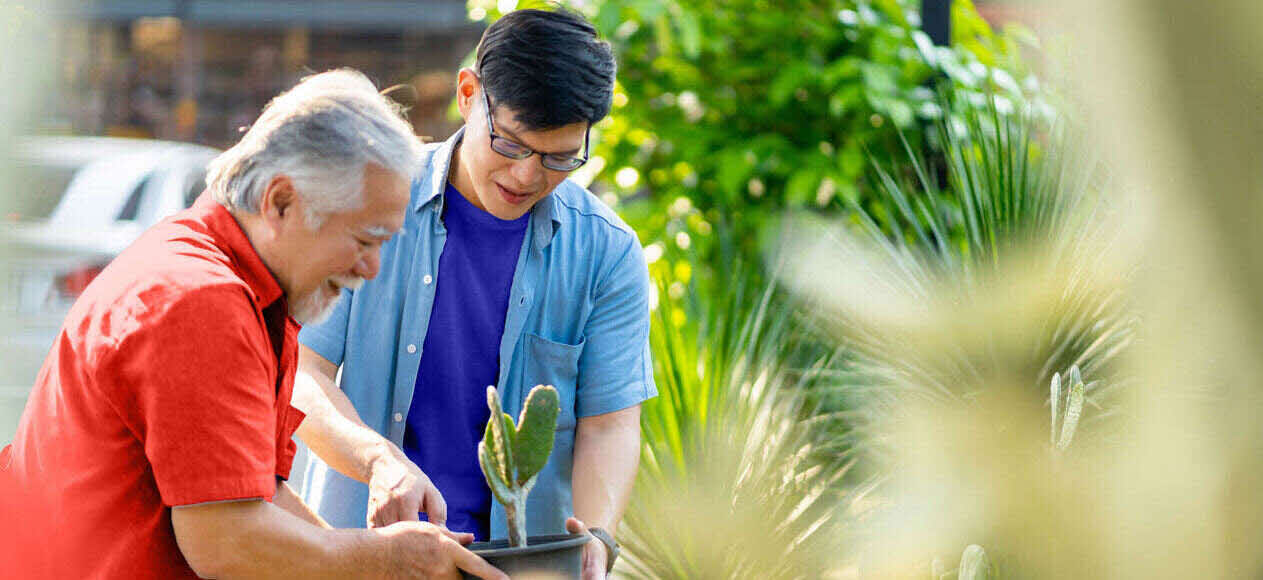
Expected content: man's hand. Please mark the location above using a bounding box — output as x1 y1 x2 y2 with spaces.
378 521 506 580
367 451 448 528
565 517 607 580
172 499 506 579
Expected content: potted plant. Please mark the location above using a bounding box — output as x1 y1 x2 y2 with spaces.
463 385 590 579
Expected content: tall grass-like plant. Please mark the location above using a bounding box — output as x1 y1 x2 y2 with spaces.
788 95 1132 446
780 95 1135 574
617 264 865 579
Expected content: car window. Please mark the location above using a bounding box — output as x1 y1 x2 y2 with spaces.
183 170 207 207
116 173 153 221
3 163 78 220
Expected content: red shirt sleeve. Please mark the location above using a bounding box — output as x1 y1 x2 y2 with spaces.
103 284 281 506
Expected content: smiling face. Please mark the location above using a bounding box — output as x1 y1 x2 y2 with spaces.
449 69 589 221
266 162 410 324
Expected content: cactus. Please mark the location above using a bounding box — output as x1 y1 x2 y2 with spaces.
478 384 560 547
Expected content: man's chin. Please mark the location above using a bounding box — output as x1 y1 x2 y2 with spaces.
291 290 339 326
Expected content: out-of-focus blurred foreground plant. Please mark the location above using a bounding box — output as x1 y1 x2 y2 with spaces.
786 93 1131 453
780 94 1134 575
615 264 866 578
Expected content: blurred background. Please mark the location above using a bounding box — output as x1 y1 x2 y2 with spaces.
4 0 1260 578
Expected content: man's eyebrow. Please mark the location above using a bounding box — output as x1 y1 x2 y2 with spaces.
497 119 583 156
362 225 399 238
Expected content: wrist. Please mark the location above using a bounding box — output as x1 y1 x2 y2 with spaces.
363 441 399 480
324 528 388 579
586 526 619 574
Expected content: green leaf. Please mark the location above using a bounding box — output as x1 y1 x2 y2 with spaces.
786 170 821 206
479 441 514 506
675 9 702 59
1050 371 1062 445
483 387 516 486
769 63 814 107
1056 379 1085 451
512 385 560 485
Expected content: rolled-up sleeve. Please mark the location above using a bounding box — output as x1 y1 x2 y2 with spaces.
297 288 354 366
575 234 657 417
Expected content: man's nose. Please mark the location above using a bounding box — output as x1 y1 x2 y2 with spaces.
353 248 381 280
508 155 544 187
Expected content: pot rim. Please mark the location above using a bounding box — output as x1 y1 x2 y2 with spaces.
469 532 591 558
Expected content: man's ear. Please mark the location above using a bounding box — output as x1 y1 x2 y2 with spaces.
455 68 480 122
258 174 302 233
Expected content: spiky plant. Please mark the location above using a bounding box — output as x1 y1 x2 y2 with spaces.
478 384 559 548
617 263 867 579
785 94 1133 461
1050 366 1089 451
779 93 1135 576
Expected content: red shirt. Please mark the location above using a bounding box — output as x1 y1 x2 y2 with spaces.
0 196 305 579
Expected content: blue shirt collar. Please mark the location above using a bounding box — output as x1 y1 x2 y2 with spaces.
417 126 561 249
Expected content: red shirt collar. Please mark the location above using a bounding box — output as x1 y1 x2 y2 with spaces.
193 194 285 309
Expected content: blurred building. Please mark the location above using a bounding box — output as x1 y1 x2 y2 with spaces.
44 0 485 148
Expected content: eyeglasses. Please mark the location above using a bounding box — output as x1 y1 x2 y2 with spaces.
482 89 590 172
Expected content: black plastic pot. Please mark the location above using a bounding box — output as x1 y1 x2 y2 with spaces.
461 533 591 579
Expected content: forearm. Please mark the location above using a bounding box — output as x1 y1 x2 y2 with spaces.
291 347 398 484
273 480 331 529
571 406 642 532
173 500 383 579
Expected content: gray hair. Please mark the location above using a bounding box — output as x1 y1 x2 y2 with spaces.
207 68 422 227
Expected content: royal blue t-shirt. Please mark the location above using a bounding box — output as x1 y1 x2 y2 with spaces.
402 183 529 539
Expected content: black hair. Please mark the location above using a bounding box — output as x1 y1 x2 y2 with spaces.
475 8 616 131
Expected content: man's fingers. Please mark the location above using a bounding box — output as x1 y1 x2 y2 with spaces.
439 528 475 545
368 493 421 528
367 500 384 528
447 540 507 580
565 517 586 534
397 498 421 522
425 486 449 527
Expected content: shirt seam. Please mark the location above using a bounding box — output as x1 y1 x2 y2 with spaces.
551 187 638 238
591 236 639 307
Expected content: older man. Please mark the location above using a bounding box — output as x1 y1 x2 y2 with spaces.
0 69 506 579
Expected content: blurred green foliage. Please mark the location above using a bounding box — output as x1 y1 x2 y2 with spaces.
589 0 1043 271
467 1 1045 273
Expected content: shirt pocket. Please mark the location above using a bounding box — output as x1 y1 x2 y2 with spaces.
522 332 585 431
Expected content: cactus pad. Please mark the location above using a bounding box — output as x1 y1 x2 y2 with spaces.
477 384 562 547
512 385 559 486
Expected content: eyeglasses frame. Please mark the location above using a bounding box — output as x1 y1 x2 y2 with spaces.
481 88 590 172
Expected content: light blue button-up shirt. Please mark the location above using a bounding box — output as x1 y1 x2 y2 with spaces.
297 129 656 539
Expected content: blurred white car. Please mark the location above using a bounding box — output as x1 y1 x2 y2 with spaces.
1 136 220 397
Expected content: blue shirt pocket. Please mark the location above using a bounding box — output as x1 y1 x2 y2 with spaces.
522 332 585 431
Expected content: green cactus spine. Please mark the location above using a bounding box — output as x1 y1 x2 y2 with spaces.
477 384 560 547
